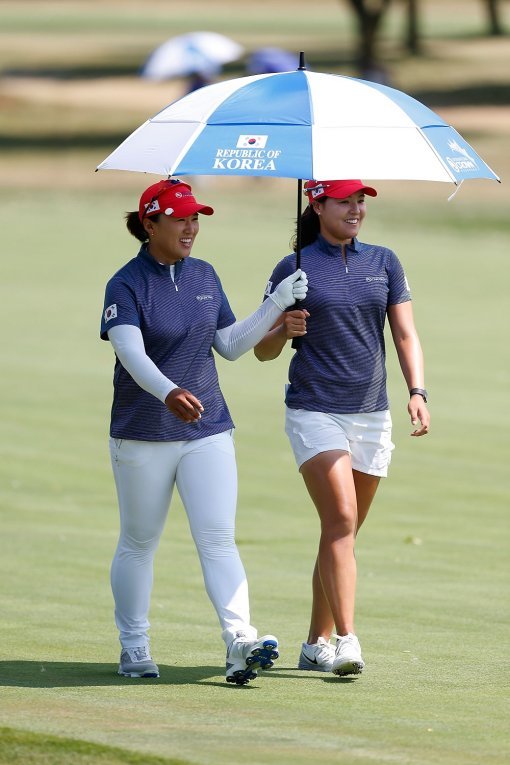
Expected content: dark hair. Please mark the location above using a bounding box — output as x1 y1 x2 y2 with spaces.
125 210 162 242
291 201 323 252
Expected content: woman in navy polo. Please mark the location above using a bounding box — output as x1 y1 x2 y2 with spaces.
255 179 429 677
100 178 307 684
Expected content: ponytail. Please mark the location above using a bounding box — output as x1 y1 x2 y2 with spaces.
291 203 321 252
125 211 147 242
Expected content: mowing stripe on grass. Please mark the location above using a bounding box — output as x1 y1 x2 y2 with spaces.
0 726 190 765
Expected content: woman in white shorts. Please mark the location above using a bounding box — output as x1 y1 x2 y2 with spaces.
255 179 429 676
100 178 307 684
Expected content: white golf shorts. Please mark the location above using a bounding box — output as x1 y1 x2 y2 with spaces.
285 407 394 477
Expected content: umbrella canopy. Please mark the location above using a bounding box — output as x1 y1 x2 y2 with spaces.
98 68 499 185
141 31 244 81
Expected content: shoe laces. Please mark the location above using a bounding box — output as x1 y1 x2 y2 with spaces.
313 637 335 656
315 638 335 661
125 646 150 662
227 632 252 659
332 633 358 647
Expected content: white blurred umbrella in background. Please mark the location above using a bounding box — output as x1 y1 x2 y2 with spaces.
141 31 244 81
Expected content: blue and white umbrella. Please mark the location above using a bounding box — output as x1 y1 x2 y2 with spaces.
98 64 499 185
97 58 499 268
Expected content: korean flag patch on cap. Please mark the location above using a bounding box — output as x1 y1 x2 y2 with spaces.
104 304 117 323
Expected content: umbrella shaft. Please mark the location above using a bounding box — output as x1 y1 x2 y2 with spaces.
296 178 303 270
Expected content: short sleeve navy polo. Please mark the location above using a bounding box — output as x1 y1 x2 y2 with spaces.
264 235 412 414
101 245 236 441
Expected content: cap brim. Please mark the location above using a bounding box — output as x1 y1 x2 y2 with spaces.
305 180 378 200
196 204 214 215
162 203 214 217
327 184 378 199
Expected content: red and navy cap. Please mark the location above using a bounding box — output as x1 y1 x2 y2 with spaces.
138 179 214 222
304 179 377 202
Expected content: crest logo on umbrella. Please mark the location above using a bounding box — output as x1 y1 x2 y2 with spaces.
446 139 478 172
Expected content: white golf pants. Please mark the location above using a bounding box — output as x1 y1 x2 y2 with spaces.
109 431 256 649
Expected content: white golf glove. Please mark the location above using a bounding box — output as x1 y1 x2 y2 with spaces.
269 269 308 310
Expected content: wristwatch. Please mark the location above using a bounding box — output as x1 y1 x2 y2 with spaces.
409 387 428 403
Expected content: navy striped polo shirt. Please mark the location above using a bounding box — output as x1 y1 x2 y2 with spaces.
264 235 411 413
100 244 236 441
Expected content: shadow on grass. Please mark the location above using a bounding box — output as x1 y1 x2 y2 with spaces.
269 666 359 684
0 662 359 688
0 661 227 688
0 133 132 151
0 60 249 81
413 83 510 107
2 65 142 79
0 54 354 81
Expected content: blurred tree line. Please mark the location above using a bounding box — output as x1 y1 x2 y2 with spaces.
344 0 507 81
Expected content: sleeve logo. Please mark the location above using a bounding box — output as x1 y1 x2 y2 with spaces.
104 304 117 322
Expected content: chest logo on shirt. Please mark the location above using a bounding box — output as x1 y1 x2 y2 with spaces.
104 303 117 322
365 277 386 282
196 294 213 301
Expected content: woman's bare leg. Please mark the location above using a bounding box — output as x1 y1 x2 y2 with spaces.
302 455 380 641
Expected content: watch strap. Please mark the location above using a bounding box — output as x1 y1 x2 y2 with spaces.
409 387 428 402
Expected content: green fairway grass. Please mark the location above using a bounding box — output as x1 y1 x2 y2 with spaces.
1 1 509 763
1 182 508 765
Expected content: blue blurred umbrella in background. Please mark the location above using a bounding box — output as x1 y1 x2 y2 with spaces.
247 47 299 74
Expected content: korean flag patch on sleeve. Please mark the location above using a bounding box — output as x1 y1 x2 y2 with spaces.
104 304 117 323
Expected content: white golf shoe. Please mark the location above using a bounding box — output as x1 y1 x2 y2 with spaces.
225 631 279 685
331 633 365 676
298 637 336 672
118 646 159 678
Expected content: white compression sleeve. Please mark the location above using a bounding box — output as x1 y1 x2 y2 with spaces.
213 298 283 361
107 324 178 403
